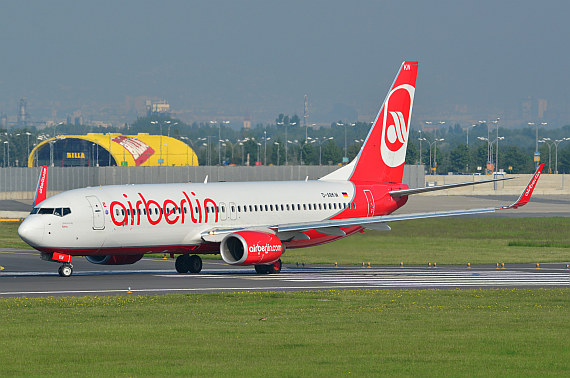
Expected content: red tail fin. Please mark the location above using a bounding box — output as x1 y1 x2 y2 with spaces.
32 165 48 207
320 61 418 183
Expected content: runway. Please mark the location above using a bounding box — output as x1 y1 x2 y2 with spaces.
1 249 568 297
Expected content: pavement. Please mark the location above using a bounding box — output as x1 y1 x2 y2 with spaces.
1 249 568 297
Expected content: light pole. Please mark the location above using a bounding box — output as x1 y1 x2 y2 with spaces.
48 140 55 167
539 138 553 174
263 131 269 166
3 141 8 167
25 132 32 165
434 138 444 174
553 138 570 174
418 137 426 165
492 118 500 173
317 137 334 166
529 121 548 167
163 144 169 166
466 124 476 146
273 142 280 165
167 122 178 137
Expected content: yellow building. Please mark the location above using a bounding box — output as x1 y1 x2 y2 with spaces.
29 133 198 167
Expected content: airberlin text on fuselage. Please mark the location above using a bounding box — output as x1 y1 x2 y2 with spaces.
110 191 217 227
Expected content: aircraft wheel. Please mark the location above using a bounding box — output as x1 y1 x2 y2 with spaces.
58 264 73 277
188 255 202 273
269 259 282 274
175 254 190 273
254 265 270 274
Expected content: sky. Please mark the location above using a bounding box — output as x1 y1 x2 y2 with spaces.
1 0 570 127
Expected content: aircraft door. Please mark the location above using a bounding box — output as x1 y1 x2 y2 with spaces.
220 202 227 221
229 202 237 220
85 195 105 230
363 190 375 217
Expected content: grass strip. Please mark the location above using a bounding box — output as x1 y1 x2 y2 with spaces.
2 217 569 264
0 289 568 376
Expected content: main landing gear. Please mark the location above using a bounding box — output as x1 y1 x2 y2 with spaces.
254 259 282 274
58 263 73 277
175 254 203 274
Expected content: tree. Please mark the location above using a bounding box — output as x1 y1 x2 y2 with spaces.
449 144 469 172
322 140 342 165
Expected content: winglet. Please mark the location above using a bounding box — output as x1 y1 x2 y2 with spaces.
499 163 544 210
32 165 48 207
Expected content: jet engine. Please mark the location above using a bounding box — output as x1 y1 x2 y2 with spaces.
85 254 144 265
220 231 283 265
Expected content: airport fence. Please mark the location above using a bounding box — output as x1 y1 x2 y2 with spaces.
0 165 425 200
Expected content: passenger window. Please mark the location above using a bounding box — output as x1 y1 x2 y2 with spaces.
231 206 235 212
254 205 258 212
281 204 284 211
303 204 307 210
352 203 356 209
286 204 290 211
121 209 125 216
265 205 268 211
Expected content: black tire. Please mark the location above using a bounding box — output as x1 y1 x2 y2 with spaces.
188 255 202 273
254 264 270 274
175 254 190 273
58 264 73 277
269 259 282 274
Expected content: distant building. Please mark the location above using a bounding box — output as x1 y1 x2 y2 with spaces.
243 110 251 129
17 98 27 127
0 113 7 129
28 133 198 167
146 99 171 117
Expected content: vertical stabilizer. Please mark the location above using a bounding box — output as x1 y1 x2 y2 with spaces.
320 61 418 184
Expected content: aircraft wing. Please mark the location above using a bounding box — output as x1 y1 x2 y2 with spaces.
201 164 544 242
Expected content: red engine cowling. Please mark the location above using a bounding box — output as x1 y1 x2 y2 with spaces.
85 254 144 265
220 231 283 265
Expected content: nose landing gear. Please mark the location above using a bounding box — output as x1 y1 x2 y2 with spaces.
58 263 73 277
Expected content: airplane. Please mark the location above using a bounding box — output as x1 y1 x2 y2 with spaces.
17 61 545 277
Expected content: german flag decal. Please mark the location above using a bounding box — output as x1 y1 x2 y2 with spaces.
342 192 349 197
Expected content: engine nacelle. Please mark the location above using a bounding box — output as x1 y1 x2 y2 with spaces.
85 254 144 265
220 231 283 265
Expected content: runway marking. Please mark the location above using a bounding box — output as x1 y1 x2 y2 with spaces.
0 250 37 256
0 266 4 271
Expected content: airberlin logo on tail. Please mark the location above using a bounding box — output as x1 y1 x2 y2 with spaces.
380 84 415 167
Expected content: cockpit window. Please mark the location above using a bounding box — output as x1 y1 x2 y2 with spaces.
35 207 71 217
30 208 39 214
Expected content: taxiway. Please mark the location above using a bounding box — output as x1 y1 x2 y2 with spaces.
1 248 568 297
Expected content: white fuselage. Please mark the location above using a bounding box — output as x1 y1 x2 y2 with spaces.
19 180 363 255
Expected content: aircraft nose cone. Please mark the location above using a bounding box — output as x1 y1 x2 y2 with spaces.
18 217 45 247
